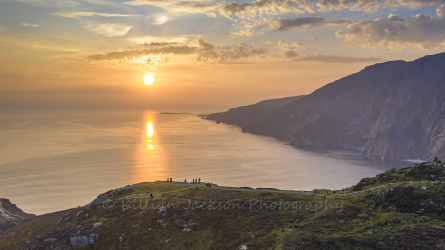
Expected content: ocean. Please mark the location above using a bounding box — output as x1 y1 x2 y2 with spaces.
0 110 405 215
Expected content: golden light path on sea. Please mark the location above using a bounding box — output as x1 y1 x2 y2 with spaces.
132 111 169 184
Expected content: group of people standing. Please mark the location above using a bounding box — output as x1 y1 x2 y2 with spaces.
166 177 201 184
184 178 201 184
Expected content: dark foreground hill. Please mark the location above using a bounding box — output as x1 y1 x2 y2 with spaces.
207 53 445 161
2 163 445 249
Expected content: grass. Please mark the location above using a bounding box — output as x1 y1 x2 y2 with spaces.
2 162 445 249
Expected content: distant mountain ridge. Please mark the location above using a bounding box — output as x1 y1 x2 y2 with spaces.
207 52 445 161
204 95 305 127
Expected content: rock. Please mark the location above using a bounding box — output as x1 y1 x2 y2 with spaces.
43 238 56 243
240 245 248 249
93 223 103 230
205 95 304 127
236 53 445 161
71 234 98 248
158 206 167 213
119 236 124 242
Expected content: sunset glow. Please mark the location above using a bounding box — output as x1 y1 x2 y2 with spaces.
143 74 154 86
0 1 444 111
145 118 155 151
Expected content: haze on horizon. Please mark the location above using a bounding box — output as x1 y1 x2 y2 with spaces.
1 0 445 111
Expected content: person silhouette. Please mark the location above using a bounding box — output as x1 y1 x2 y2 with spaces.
170 177 172 182
199 178 201 183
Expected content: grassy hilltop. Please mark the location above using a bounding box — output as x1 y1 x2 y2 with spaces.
2 162 445 249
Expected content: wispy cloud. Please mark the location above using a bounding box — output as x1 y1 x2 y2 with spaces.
21 22 39 27
291 54 383 63
270 17 355 31
52 12 143 19
153 15 169 25
16 0 116 7
143 42 180 46
336 5 445 49
89 39 267 64
86 23 133 37
276 40 303 58
16 0 80 7
219 0 445 19
228 17 355 38
125 0 218 13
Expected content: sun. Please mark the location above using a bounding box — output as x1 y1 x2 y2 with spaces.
143 74 154 86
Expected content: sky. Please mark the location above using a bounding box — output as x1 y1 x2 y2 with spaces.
1 0 445 111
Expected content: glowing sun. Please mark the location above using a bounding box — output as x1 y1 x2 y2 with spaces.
143 74 154 86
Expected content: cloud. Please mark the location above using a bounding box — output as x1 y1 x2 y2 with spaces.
21 22 39 27
197 41 267 62
276 40 303 58
89 45 197 61
52 12 142 19
89 39 267 64
143 42 180 46
336 5 445 49
125 0 218 13
284 50 299 58
219 0 445 19
153 15 169 25
311 36 320 40
231 16 354 38
291 54 383 63
174 1 219 12
86 23 133 37
16 0 79 7
16 0 115 6
128 35 199 45
270 17 355 31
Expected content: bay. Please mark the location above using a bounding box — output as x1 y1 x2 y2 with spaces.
0 110 404 215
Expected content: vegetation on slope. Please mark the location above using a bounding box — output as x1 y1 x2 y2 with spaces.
2 163 445 249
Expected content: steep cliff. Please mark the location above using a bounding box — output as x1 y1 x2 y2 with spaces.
205 95 304 127
241 53 445 161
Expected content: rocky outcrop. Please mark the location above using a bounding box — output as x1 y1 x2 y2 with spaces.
205 95 304 127
239 53 445 161
0 198 35 222
71 233 98 248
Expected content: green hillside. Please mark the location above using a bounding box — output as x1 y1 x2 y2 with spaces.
2 162 445 249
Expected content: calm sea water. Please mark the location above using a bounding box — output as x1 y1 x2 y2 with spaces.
0 110 405 215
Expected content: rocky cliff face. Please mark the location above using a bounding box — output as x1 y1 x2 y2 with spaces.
239 53 445 161
1 198 35 230
204 96 304 127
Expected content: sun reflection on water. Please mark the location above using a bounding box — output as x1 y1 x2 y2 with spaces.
132 112 169 184
145 118 156 151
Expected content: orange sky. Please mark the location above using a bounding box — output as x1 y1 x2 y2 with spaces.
1 1 445 111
